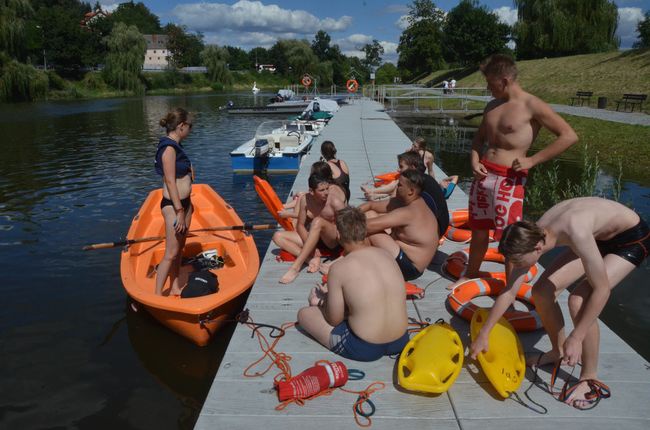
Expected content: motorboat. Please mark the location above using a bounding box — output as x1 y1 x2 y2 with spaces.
230 120 313 173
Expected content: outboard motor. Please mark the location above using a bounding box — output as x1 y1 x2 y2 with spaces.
312 101 320 112
254 139 271 157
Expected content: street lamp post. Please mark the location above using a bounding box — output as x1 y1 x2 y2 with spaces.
35 25 47 70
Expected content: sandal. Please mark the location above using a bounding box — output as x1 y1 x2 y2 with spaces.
550 361 611 410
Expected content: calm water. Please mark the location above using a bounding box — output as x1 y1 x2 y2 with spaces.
395 116 650 361
0 93 296 429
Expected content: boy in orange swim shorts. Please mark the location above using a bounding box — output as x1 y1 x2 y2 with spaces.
447 54 577 290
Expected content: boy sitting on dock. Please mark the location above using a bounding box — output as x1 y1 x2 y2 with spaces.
273 173 347 284
360 169 439 281
448 54 578 290
471 197 649 409
297 207 409 361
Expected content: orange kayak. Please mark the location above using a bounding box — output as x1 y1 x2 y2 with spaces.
120 184 260 346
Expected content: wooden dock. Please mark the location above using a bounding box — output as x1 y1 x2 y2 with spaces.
195 99 650 430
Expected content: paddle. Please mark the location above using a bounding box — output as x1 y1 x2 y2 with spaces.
82 223 279 251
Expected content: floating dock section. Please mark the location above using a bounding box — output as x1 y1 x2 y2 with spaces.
195 99 649 429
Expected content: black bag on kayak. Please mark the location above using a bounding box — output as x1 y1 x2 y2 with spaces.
181 271 219 298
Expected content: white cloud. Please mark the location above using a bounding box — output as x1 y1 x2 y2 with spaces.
380 41 398 55
98 2 120 13
395 15 410 30
617 7 645 48
493 6 518 26
171 0 352 35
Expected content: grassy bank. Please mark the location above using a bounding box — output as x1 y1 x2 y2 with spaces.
455 49 650 114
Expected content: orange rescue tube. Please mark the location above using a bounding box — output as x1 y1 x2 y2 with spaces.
444 226 495 243
447 277 542 332
449 209 469 228
254 175 294 231
374 171 400 187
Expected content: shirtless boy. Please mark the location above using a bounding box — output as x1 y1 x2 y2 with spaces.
470 197 649 408
273 173 347 284
449 54 578 289
360 169 439 281
297 206 409 361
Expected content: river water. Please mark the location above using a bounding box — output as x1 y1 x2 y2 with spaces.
0 96 648 429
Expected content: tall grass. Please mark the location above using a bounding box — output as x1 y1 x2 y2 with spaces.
525 144 623 217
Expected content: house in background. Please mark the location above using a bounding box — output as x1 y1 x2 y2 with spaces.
143 35 169 70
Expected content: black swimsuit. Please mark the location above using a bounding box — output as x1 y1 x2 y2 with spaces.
596 219 650 267
160 196 192 212
330 160 350 202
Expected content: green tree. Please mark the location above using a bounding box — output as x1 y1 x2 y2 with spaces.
201 45 232 85
514 0 619 59
397 0 446 81
103 22 146 93
109 1 161 34
634 11 650 48
286 40 319 79
442 0 511 66
0 53 48 101
361 39 384 70
0 0 33 59
375 62 399 85
248 47 270 70
225 46 251 70
311 30 332 61
164 23 204 68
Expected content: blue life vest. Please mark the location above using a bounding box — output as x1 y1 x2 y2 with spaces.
154 136 192 178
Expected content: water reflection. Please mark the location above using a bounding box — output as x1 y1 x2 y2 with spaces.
0 93 297 429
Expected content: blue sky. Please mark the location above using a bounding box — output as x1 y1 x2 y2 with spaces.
99 0 649 62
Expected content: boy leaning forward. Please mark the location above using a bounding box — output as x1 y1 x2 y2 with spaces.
447 54 578 290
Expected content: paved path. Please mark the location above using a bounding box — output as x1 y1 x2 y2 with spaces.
195 99 650 430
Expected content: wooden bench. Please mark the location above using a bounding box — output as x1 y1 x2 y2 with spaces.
615 94 647 112
569 91 593 107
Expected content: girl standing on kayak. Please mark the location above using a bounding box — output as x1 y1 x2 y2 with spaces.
154 108 194 295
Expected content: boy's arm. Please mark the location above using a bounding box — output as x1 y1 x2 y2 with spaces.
563 234 611 366
469 261 530 359
471 119 488 179
512 98 578 171
359 198 391 214
366 206 406 235
322 263 345 326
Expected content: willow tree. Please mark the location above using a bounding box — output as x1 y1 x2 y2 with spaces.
514 0 619 59
103 22 146 93
200 45 232 86
0 0 33 58
634 11 650 48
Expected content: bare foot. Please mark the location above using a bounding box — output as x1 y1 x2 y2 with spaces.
446 276 471 290
526 350 561 367
360 183 371 193
563 380 598 409
307 256 321 273
280 267 300 284
319 261 332 275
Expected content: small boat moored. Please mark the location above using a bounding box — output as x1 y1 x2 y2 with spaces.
230 120 314 173
120 184 260 346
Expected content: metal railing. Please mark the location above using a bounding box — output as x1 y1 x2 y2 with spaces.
370 85 492 113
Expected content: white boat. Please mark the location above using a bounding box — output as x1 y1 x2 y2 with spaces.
230 120 313 173
252 81 260 94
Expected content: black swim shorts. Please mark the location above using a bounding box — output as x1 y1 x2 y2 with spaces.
596 218 650 267
395 249 423 281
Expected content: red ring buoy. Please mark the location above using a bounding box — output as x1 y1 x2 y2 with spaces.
444 226 495 243
301 75 312 87
254 175 294 231
449 209 469 228
447 277 542 332
346 79 359 93
442 247 540 282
